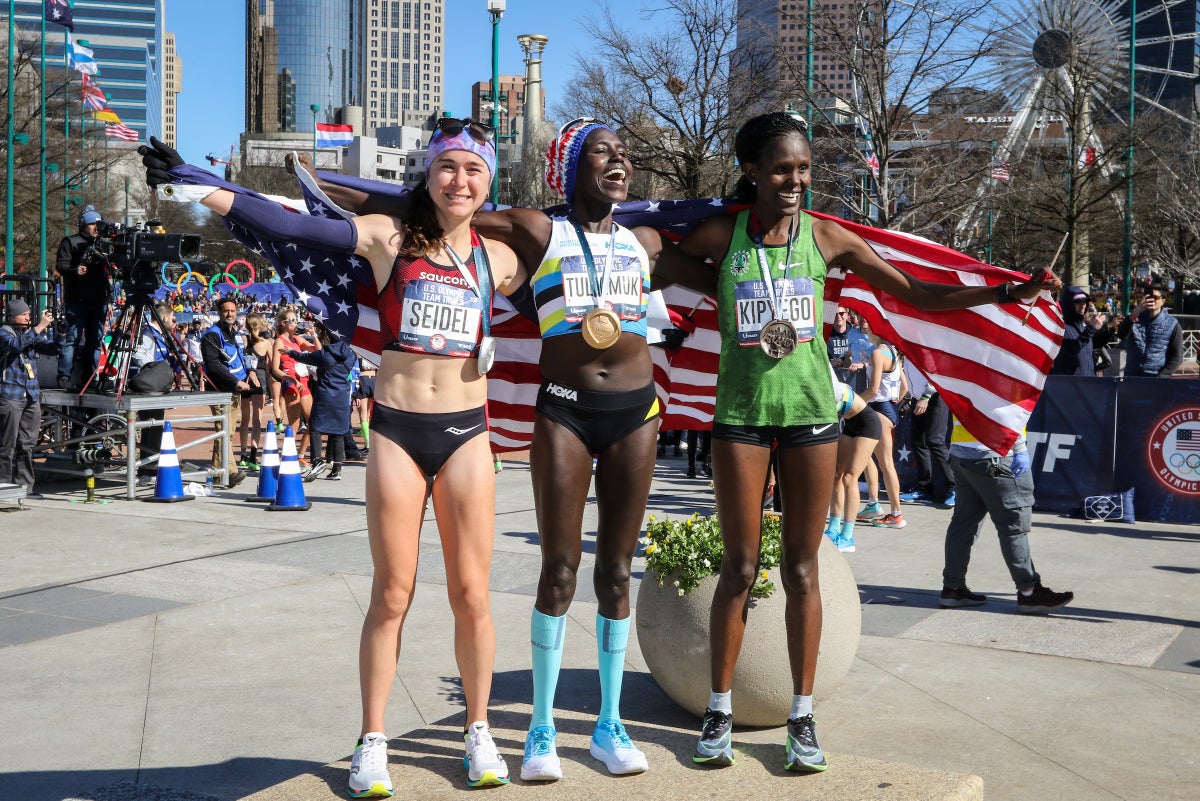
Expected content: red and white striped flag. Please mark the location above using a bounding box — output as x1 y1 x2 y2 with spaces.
104 123 139 141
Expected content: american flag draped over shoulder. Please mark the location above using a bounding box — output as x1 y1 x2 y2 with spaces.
163 166 1061 455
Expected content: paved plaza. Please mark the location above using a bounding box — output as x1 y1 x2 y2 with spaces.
1 452 1197 801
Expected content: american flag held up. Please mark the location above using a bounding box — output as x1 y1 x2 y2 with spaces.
162 162 1063 456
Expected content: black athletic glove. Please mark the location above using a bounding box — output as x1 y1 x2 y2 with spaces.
138 136 184 188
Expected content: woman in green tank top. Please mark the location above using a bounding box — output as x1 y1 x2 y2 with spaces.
676 112 1061 772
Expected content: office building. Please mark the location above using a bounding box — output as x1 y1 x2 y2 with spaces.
361 0 445 132
161 32 181 148
246 0 363 134
472 75 532 142
11 0 166 139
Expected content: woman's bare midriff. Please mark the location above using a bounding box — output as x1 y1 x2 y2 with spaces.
538 331 653 392
374 350 488 413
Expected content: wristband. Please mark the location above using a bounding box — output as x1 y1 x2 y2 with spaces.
997 281 1019 305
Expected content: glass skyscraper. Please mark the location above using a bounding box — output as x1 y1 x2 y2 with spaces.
12 0 165 139
246 0 361 134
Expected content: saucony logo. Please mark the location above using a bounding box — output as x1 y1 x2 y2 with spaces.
446 424 481 436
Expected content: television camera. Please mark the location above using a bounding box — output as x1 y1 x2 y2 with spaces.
84 220 202 293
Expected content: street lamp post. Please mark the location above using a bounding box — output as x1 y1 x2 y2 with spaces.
487 1 507 204
1120 14 1136 314
310 104 321 164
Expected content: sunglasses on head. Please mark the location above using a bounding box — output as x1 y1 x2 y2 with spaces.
433 117 493 144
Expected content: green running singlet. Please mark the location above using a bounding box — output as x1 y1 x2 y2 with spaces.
714 210 837 427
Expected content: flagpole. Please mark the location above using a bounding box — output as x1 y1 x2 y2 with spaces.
103 124 109 210
987 139 995 264
39 6 48 283
63 29 70 235
5 0 16 274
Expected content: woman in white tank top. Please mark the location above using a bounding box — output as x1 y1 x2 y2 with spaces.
859 321 909 528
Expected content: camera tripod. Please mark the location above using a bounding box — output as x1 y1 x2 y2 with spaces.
79 285 193 402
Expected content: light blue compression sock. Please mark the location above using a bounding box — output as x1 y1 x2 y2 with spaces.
828 515 843 533
596 614 630 722
841 520 856 540
530 609 567 731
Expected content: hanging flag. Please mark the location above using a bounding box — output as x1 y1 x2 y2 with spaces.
93 109 122 124
105 123 140 142
81 75 108 111
1077 145 1096 169
315 122 354 149
158 166 1062 456
67 33 99 75
990 160 1010 182
44 0 74 29
865 151 880 178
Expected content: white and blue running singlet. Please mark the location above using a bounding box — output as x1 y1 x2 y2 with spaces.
531 217 650 339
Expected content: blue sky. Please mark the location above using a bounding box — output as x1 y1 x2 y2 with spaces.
171 0 646 167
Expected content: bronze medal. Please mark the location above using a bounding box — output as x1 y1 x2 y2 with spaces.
760 319 798 359
582 308 621 349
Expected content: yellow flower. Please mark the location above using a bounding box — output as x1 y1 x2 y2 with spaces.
759 570 769 580
645 543 657 555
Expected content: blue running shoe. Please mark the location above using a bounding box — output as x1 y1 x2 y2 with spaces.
823 527 839 545
943 491 956 507
693 708 734 767
784 714 828 772
590 719 648 775
855 502 883 522
834 533 856 553
520 725 562 781
899 490 930 504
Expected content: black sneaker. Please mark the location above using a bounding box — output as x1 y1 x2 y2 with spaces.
939 586 987 608
327 465 342 480
784 714 827 772
1018 583 1073 614
692 708 734 767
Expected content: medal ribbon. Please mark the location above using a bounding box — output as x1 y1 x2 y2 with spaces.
748 210 797 326
570 220 617 310
442 233 493 338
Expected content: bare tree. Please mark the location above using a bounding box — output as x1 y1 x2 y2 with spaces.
1132 119 1200 288
557 0 775 200
765 0 1000 235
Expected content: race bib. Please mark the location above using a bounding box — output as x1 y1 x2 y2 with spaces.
734 276 817 346
400 279 482 356
560 255 643 321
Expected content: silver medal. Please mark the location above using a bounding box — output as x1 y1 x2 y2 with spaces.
477 335 496 375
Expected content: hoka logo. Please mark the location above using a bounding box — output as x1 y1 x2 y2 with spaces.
546 383 578 401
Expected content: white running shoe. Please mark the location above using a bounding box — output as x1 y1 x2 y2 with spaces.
520 725 563 781
348 732 393 797
589 719 649 775
464 721 509 787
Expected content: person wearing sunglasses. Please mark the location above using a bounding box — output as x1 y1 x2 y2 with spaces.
672 112 1060 773
141 124 528 794
1111 281 1182 378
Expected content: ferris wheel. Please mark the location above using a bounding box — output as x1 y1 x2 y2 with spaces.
953 0 1200 241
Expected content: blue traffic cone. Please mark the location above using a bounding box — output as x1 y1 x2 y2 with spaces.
268 425 311 511
144 421 194 503
245 421 280 503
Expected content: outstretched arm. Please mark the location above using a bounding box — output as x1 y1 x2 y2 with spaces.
813 219 1062 309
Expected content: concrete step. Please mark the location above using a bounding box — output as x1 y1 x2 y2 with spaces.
242 704 983 801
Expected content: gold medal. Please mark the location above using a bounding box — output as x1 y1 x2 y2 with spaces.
582 308 621 349
760 319 798 359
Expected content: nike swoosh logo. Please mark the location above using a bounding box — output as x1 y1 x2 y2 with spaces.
446 424 482 436
812 424 835 435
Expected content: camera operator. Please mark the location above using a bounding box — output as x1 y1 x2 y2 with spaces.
55 205 112 390
1 301 59 499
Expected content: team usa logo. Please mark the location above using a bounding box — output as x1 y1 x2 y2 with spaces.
430 334 447 351
1147 407 1200 496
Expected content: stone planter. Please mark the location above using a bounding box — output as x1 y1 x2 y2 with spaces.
635 534 861 727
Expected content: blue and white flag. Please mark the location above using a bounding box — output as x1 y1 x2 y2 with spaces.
67 32 99 75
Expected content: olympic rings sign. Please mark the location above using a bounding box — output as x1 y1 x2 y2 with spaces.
159 260 259 294
1148 406 1200 495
